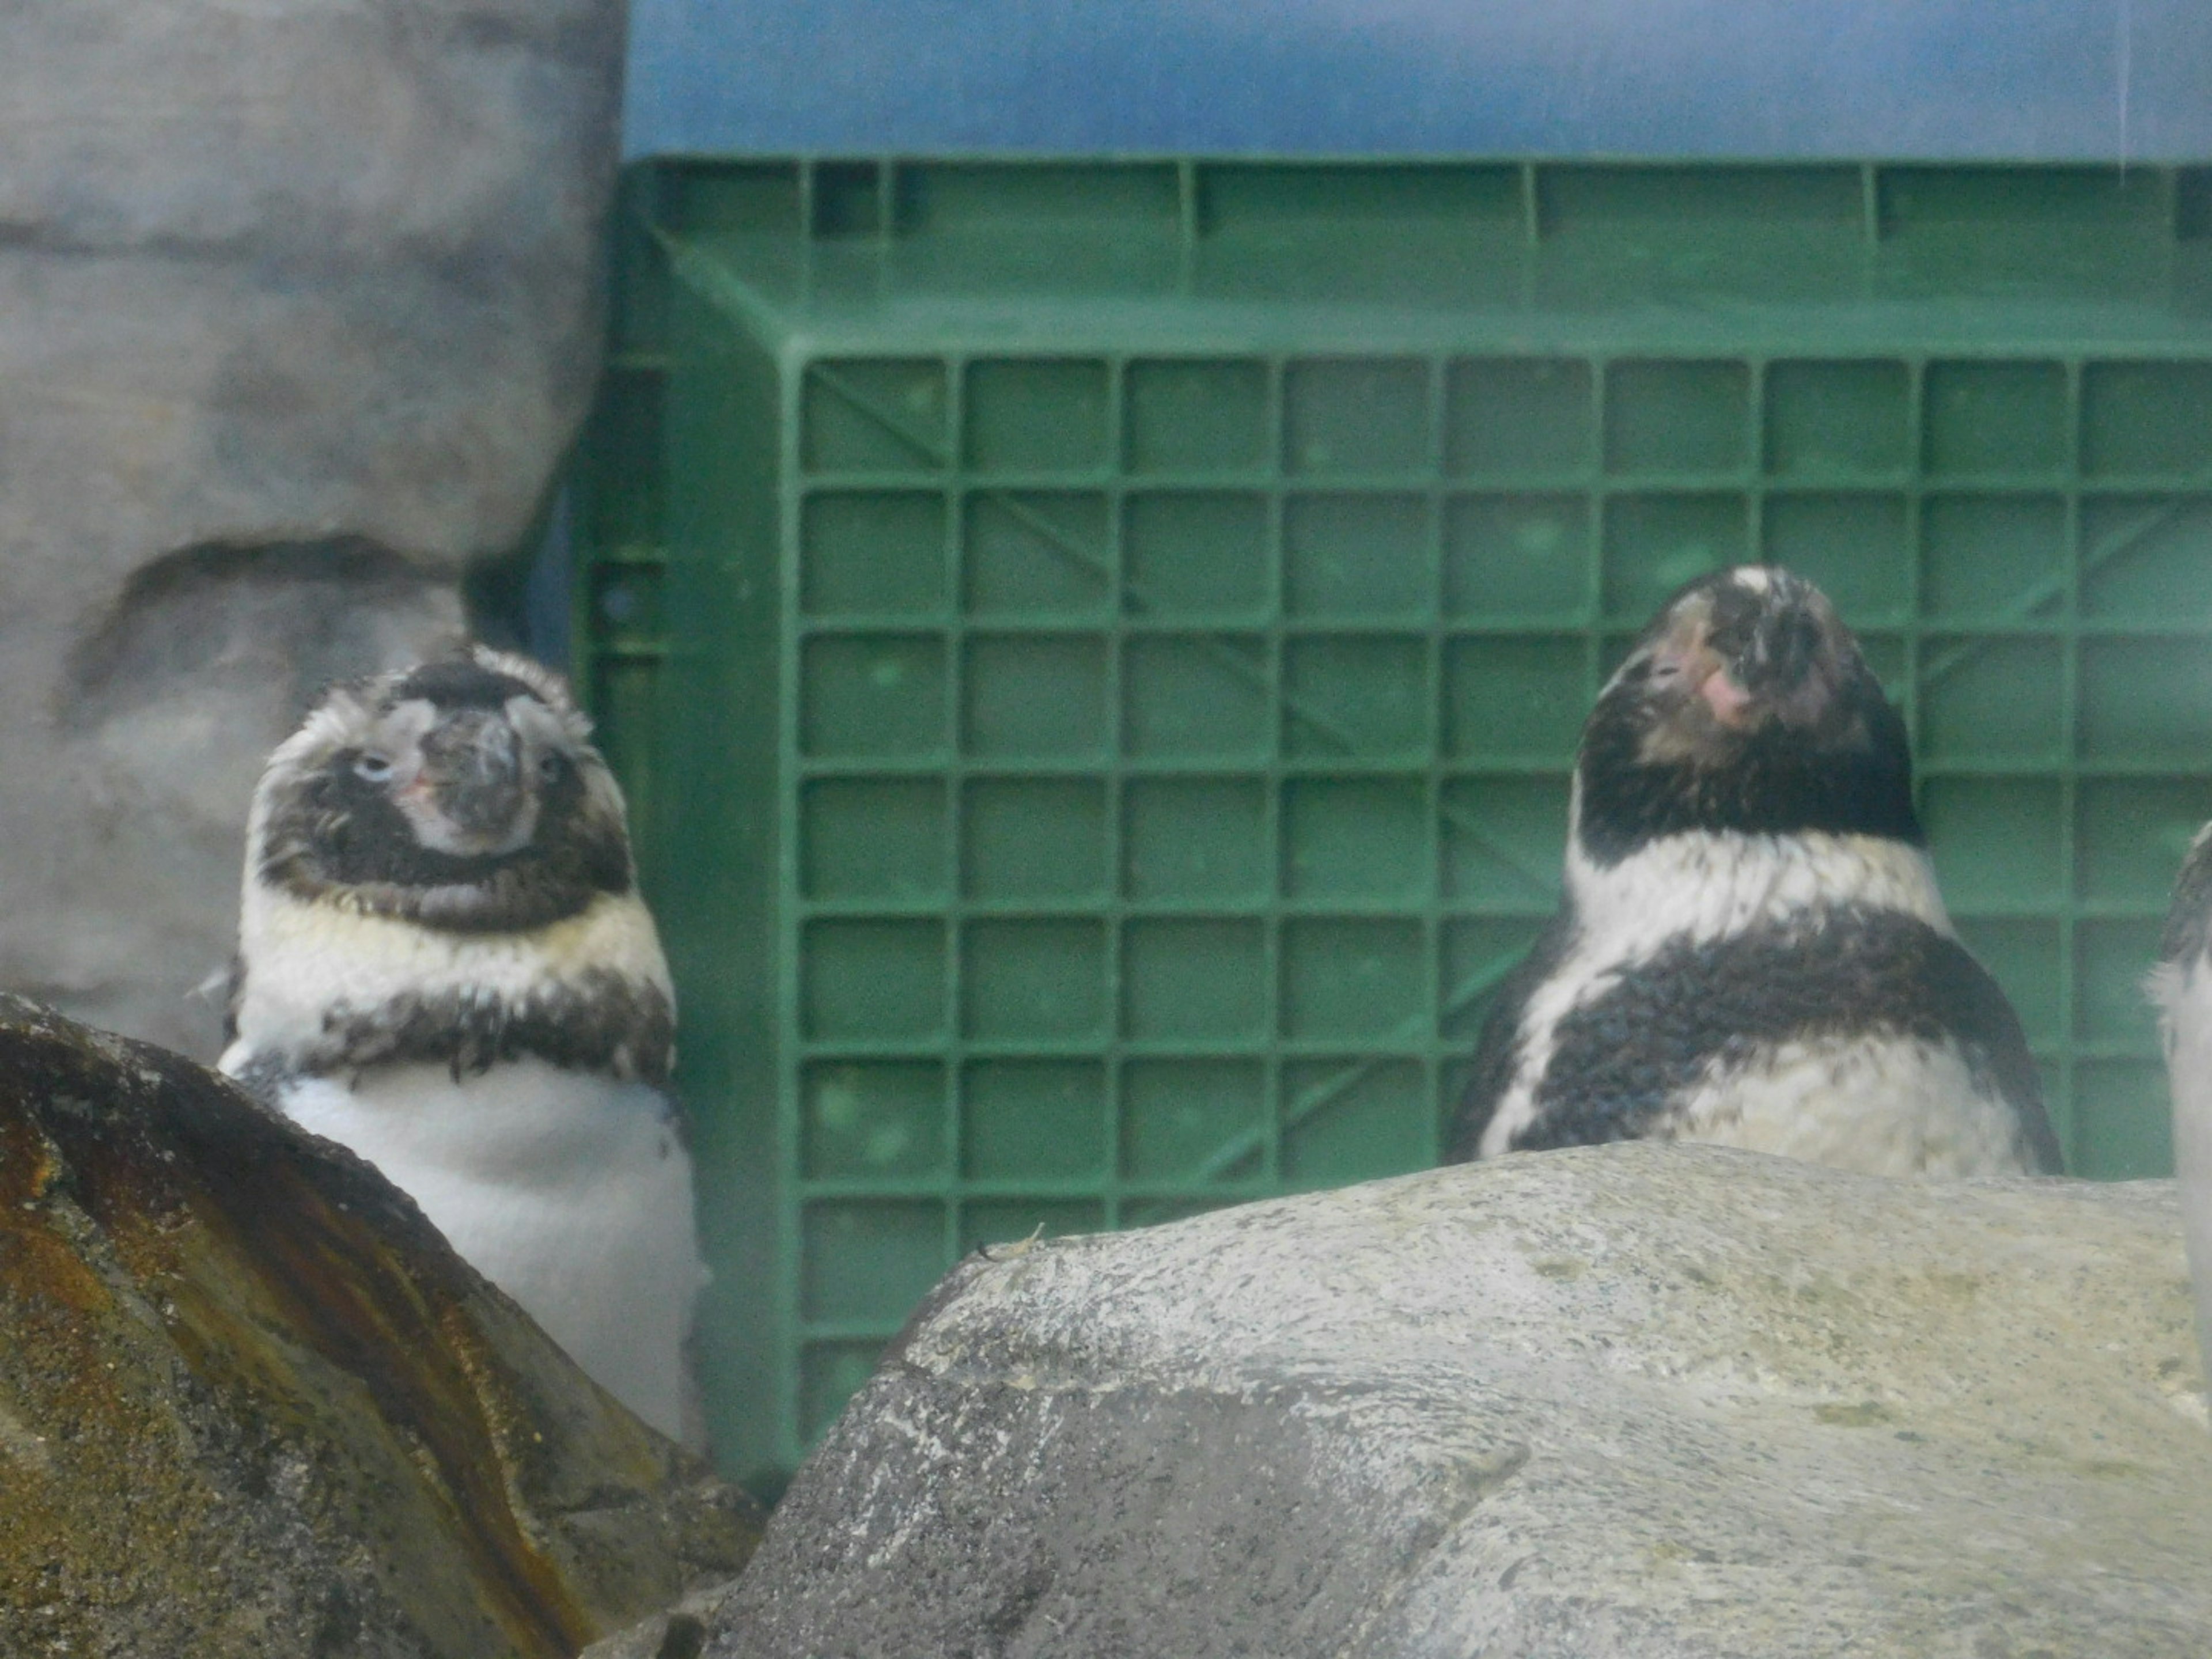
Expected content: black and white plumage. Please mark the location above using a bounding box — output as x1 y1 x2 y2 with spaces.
2149 824 2212 1380
219 645 706 1443
1446 565 2062 1177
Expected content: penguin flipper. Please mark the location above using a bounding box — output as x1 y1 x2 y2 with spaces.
1444 911 1575 1164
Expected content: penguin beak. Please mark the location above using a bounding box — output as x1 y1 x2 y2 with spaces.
418 710 529 846
1723 597 1843 732
1635 574 1855 758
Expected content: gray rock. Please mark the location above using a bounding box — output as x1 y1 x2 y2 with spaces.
0 0 624 1056
0 995 760 1657
581 1580 747 1659
711 1143 2212 1659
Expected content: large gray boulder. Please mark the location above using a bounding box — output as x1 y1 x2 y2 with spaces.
0 995 759 1657
711 1143 2211 1658
0 0 625 1055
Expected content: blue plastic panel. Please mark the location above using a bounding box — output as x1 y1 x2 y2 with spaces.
625 0 2212 161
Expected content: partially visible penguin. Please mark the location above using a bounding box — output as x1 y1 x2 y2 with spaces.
2149 825 2212 1384
1446 565 2061 1177
219 645 706 1444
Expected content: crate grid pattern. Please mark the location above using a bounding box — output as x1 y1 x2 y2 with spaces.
571 158 2212 1483
769 346 2212 1440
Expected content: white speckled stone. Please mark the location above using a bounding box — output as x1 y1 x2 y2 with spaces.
711 1143 2212 1658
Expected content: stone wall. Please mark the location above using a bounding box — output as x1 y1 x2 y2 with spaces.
0 0 625 1054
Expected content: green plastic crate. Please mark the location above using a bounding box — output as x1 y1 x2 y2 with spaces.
570 157 2212 1489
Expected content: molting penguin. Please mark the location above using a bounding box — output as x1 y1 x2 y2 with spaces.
2149 824 2212 1382
219 645 706 1444
1445 565 2062 1177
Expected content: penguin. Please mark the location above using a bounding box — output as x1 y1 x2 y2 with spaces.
2149 823 2212 1382
1446 565 2062 1177
219 645 706 1444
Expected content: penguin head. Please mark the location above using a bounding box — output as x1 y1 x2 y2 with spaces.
1573 565 1921 865
247 646 636 930
1626 565 1869 754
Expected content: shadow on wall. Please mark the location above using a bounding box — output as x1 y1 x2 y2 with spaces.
65 538 464 750
63 537 468 843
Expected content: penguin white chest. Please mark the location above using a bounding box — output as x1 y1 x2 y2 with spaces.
1669 1032 2032 1177
276 1056 704 1441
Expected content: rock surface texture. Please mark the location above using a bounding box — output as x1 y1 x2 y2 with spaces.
0 997 759 1658
0 0 625 1055
711 1143 2212 1659
581 1580 748 1659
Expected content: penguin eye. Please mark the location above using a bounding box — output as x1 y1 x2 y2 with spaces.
353 753 394 783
